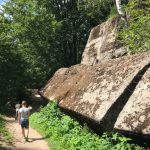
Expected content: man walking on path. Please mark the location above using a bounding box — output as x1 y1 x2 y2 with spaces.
18 101 30 142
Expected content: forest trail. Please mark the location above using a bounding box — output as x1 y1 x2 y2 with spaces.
4 116 50 150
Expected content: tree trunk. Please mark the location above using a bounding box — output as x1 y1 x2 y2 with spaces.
115 0 124 16
115 0 128 25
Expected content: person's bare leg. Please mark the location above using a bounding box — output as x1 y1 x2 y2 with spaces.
22 128 25 138
25 128 29 139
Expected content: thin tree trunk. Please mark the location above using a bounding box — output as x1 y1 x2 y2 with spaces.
115 0 124 16
115 0 128 25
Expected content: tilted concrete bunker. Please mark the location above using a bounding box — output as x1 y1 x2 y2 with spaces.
41 52 150 136
40 17 150 141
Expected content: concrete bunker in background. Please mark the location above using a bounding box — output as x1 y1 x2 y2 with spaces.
81 17 127 65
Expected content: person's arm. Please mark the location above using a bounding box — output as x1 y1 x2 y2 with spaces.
18 111 21 124
28 111 30 119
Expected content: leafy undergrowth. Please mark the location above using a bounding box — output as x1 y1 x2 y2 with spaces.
0 115 13 146
30 102 144 150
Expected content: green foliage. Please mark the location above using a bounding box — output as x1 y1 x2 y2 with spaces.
78 0 114 23
0 0 114 105
0 115 13 144
118 0 150 54
3 0 62 88
30 102 144 150
49 0 114 66
0 15 26 106
0 0 62 105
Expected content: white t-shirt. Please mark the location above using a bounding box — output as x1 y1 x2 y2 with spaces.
19 107 30 119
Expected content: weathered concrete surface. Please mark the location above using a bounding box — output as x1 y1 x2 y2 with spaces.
41 52 150 135
81 17 127 65
114 67 150 135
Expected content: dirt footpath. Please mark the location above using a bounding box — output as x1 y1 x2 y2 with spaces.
5 117 49 150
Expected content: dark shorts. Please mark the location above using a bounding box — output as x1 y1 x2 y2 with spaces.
21 119 29 128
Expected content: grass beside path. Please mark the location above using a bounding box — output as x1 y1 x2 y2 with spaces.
0 114 13 147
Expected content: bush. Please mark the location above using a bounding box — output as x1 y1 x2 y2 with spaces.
30 102 144 150
118 0 150 54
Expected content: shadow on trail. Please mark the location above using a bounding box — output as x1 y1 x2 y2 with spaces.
27 136 48 143
0 146 15 150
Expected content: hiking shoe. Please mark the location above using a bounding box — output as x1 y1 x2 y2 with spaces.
25 137 28 142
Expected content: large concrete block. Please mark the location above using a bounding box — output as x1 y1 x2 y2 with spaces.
41 52 150 134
